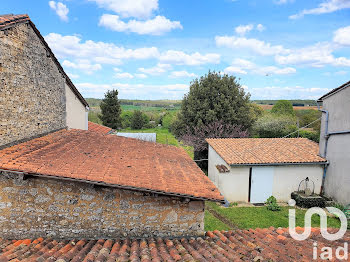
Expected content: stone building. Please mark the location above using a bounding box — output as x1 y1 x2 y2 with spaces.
0 14 89 149
0 14 223 239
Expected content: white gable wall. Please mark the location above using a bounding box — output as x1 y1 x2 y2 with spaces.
208 145 324 203
208 145 250 202
65 83 88 130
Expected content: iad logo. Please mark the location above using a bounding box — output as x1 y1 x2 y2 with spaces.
288 199 348 260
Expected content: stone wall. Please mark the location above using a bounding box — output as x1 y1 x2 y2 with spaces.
0 172 205 239
0 23 66 148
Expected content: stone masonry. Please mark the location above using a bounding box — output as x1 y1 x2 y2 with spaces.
0 22 66 148
0 172 205 239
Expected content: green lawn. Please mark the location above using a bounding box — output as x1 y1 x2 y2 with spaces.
118 127 194 158
205 202 341 230
204 210 231 231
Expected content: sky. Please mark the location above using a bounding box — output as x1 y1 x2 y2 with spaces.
2 0 350 100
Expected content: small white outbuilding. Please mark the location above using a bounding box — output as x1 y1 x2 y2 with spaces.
207 138 327 203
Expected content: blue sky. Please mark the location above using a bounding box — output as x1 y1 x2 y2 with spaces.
2 0 350 100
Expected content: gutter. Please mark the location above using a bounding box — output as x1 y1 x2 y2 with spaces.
317 101 350 194
229 161 328 167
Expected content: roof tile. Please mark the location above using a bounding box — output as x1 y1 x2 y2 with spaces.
0 129 223 201
88 121 113 134
207 138 326 165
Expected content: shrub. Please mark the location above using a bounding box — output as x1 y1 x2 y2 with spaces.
131 110 148 129
271 100 295 116
265 196 281 211
253 114 296 138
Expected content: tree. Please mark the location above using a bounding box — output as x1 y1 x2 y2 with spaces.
121 111 133 128
173 71 253 137
99 89 122 129
131 110 148 129
271 100 295 116
182 121 249 152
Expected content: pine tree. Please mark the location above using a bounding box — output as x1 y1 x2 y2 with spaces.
99 89 122 129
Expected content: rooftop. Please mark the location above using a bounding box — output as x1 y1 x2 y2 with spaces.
318 80 350 101
0 129 223 201
207 138 327 166
0 14 29 29
0 227 347 261
88 121 113 134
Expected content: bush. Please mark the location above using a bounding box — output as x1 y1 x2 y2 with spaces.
131 110 149 129
295 109 321 131
162 112 176 129
271 100 295 116
265 196 281 211
253 114 296 138
121 111 133 128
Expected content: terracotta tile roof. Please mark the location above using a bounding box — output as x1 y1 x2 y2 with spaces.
0 228 347 261
0 129 223 201
0 14 89 108
0 14 30 29
207 138 327 165
88 121 113 134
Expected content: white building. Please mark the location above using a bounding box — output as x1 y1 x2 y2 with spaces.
318 81 350 204
207 138 327 203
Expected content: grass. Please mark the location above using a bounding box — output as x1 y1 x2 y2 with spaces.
118 127 194 158
205 202 341 230
204 210 231 231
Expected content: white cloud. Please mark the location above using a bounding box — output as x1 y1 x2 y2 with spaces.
256 24 265 32
290 0 350 19
76 82 188 99
250 86 331 99
224 58 296 75
62 59 102 74
231 58 256 69
215 35 288 56
45 33 160 64
138 63 172 75
169 71 198 78
88 0 158 19
99 14 182 35
275 42 350 67
135 73 147 78
159 50 220 65
274 0 294 4
224 66 247 75
254 66 296 75
333 25 350 46
114 72 134 79
49 1 69 21
113 67 122 72
67 72 79 79
235 24 254 35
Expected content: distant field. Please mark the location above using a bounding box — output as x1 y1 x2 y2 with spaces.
258 104 319 111
121 104 180 112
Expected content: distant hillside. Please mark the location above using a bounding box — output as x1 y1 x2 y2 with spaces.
253 100 317 107
85 98 182 109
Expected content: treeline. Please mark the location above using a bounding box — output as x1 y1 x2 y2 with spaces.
85 98 181 108
253 99 318 106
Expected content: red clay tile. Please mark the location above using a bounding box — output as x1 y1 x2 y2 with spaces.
88 121 113 134
207 138 326 165
0 129 223 201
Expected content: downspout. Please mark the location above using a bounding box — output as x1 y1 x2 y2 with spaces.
317 101 350 194
317 101 329 194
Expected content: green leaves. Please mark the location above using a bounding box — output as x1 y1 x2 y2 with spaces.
99 89 122 129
